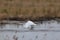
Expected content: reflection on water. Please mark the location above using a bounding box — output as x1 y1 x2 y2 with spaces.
0 20 60 30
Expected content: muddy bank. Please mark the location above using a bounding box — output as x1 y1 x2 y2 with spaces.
0 13 60 21
1 17 60 21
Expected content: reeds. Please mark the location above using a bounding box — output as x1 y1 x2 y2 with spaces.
0 0 60 20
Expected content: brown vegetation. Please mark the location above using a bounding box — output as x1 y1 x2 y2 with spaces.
0 0 60 21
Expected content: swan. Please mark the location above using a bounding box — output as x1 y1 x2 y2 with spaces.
23 20 36 30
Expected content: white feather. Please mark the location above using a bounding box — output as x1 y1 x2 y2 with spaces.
23 21 36 29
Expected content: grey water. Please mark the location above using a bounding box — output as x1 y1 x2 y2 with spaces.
0 20 60 40
0 20 60 30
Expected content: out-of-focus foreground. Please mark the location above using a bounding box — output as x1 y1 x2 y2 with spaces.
0 20 60 40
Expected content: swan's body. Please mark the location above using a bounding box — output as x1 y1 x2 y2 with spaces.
23 21 36 30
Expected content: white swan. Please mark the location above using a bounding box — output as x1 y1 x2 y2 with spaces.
23 20 36 30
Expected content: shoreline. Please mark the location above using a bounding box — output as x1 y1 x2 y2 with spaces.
0 17 60 24
1 17 60 21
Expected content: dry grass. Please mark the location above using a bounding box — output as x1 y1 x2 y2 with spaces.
0 0 60 20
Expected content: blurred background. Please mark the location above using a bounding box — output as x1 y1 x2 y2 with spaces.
0 0 60 21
